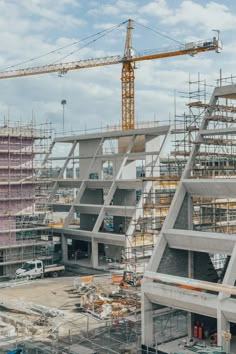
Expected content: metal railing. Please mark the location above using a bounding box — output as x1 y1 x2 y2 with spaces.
55 120 161 137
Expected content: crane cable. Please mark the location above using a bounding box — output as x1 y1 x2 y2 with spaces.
0 20 127 72
134 21 184 46
0 20 184 73
51 20 127 65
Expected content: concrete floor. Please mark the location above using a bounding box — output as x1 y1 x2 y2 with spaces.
0 276 79 308
158 336 236 353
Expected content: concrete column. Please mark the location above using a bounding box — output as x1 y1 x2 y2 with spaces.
87 242 92 257
141 291 154 348
61 234 68 262
92 239 98 268
187 251 194 338
187 196 194 338
73 161 77 199
217 308 230 353
186 312 194 339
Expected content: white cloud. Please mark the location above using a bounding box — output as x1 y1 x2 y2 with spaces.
88 4 120 16
88 0 137 16
140 0 171 17
140 1 236 32
0 0 235 136
93 23 118 30
167 1 236 31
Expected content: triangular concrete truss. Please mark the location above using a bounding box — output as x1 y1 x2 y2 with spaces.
142 84 236 352
46 125 170 269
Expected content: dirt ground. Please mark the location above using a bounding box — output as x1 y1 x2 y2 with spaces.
0 276 82 309
0 275 136 353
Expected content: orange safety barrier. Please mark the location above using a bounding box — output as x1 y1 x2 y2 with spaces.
112 274 123 284
179 285 202 291
80 275 94 284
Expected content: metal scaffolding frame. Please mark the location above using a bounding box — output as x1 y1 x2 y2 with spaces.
0 121 53 276
142 80 236 353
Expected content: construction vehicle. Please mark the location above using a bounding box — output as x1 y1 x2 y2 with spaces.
0 19 222 130
120 271 143 287
15 259 65 279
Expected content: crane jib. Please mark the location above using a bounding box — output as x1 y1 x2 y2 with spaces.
0 39 220 80
0 19 221 131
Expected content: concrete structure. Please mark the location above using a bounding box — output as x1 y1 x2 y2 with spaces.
142 84 236 352
0 123 52 275
46 123 171 269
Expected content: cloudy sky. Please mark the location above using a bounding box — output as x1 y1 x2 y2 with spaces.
0 0 235 135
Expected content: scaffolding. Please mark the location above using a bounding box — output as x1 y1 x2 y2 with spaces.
0 120 53 276
171 72 236 272
123 173 180 275
124 73 236 276
142 78 236 353
43 74 236 280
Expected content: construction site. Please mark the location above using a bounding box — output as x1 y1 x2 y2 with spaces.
0 16 235 354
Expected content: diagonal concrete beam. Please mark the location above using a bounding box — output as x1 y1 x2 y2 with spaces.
183 178 236 198
214 84 236 99
58 140 77 179
93 135 136 233
63 182 86 227
200 127 236 135
164 228 236 255
144 271 236 296
218 244 236 301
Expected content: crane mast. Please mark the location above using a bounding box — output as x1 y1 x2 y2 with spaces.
122 19 135 130
0 20 222 130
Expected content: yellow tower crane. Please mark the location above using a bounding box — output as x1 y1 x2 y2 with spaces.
0 19 222 130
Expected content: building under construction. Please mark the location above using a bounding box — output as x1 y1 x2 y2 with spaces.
0 121 53 276
142 81 236 353
0 19 222 279
45 121 171 274
37 77 236 353
46 74 236 275
1 79 236 353
0 15 236 353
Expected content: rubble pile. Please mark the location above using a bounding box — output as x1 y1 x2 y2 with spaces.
74 277 141 320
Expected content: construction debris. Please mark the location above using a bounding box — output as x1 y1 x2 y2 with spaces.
73 275 141 320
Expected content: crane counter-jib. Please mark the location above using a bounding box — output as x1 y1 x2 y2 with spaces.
131 44 219 62
130 39 221 62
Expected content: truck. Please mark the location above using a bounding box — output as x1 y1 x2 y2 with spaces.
15 260 65 279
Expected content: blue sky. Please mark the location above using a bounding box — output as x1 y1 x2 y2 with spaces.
0 0 235 134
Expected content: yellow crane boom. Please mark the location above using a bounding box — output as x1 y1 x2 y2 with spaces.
0 19 222 130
